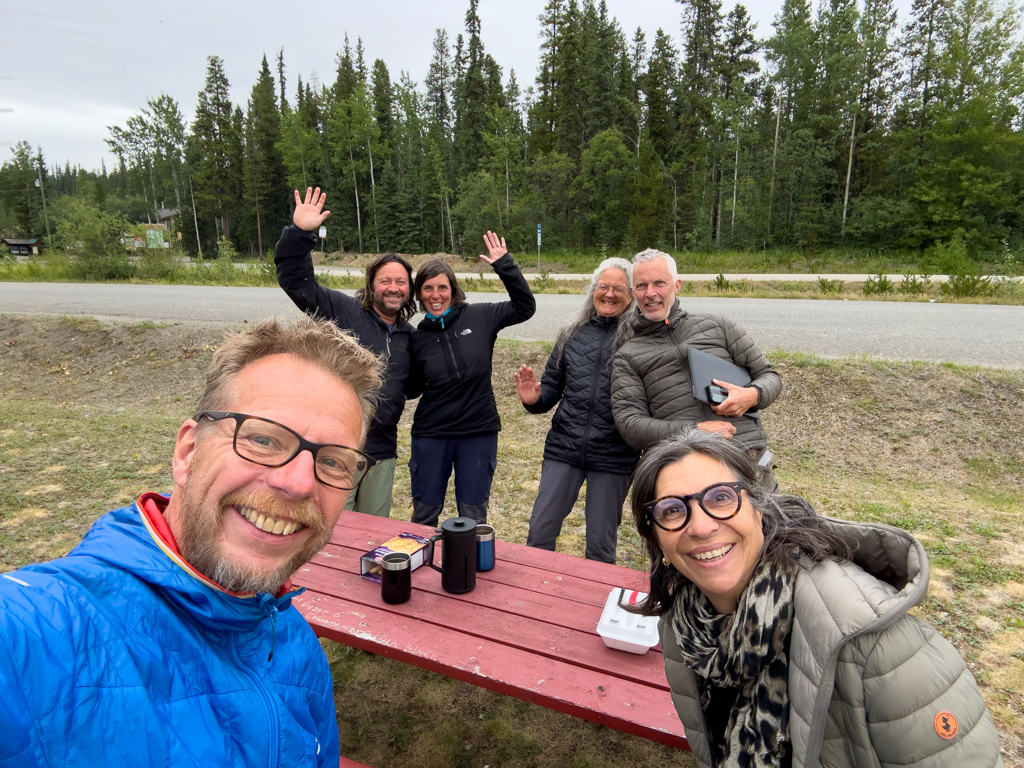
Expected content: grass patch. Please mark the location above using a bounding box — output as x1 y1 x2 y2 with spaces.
2 315 1023 764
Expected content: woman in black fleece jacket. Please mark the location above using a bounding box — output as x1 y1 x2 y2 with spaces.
405 231 536 526
514 258 638 563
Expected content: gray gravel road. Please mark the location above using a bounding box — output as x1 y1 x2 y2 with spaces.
2 282 1022 368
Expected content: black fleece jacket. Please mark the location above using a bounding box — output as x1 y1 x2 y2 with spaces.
274 225 412 460
406 253 535 439
525 315 639 476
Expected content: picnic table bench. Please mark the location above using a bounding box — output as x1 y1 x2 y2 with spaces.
291 511 688 762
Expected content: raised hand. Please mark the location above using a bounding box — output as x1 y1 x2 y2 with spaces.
480 231 508 264
513 364 541 406
292 187 331 232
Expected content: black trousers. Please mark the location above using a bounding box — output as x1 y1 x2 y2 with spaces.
409 433 498 526
525 459 632 564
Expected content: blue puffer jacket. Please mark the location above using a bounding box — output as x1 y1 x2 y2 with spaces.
0 497 340 767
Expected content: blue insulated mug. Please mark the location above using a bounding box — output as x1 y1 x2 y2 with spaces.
476 524 495 572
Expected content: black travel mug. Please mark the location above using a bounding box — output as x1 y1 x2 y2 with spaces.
380 552 412 604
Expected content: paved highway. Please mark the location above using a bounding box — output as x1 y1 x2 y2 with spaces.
2 282 1022 368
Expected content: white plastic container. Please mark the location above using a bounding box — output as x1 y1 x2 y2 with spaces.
596 587 661 654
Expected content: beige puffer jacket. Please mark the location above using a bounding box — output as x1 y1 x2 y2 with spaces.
611 301 782 451
660 520 1004 767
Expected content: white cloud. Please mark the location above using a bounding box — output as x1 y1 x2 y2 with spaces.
0 99 135 169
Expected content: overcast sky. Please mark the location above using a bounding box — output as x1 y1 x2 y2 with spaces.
2 0 906 171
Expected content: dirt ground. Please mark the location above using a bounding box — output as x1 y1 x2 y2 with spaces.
2 314 1022 766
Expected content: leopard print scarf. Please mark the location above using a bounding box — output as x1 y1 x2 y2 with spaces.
670 558 798 768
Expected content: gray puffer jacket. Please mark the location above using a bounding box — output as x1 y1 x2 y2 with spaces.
661 520 1004 768
611 300 782 452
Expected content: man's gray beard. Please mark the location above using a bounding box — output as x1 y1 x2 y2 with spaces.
177 480 333 595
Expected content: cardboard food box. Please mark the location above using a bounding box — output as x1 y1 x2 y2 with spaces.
360 532 431 583
596 587 661 654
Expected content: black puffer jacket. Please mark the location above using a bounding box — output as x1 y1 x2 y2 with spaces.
525 315 639 476
406 253 535 439
274 225 412 460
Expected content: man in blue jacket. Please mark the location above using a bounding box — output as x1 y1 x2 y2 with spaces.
0 316 382 767
275 186 415 518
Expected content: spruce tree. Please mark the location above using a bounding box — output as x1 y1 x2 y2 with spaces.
191 55 239 241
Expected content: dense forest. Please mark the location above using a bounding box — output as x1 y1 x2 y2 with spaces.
2 0 1023 261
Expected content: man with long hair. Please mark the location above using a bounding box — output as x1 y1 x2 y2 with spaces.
275 187 416 517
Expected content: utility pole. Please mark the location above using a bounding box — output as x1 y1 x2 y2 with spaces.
35 155 51 240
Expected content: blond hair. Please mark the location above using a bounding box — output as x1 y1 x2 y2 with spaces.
193 316 383 443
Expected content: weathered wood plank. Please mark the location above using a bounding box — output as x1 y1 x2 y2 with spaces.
295 560 667 687
294 589 687 749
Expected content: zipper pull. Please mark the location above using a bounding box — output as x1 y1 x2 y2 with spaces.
259 593 280 662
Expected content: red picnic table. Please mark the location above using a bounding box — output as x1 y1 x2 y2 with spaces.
291 511 688 755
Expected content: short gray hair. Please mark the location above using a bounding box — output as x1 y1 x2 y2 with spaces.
632 248 678 281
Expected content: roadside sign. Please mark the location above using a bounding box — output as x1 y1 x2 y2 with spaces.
536 224 541 270
318 226 327 239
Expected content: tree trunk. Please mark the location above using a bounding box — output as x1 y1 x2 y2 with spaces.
767 89 783 238
147 159 159 220
221 204 230 242
189 176 202 257
349 148 363 252
255 197 263 260
731 137 739 240
368 143 379 252
715 164 722 245
445 194 455 254
841 112 857 237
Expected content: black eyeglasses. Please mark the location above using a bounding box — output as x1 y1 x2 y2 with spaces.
643 482 745 531
197 411 376 491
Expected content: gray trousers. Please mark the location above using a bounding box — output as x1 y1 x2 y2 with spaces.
525 459 632 564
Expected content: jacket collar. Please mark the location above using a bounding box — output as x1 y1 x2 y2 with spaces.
66 495 302 633
630 299 687 337
418 303 465 331
794 519 928 660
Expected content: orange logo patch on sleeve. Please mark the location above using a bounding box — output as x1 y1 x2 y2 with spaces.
934 711 958 740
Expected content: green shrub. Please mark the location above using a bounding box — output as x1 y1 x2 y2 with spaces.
713 273 731 290
216 237 238 262
863 273 893 295
136 249 183 281
56 197 134 280
818 277 844 294
898 274 930 294
941 273 998 298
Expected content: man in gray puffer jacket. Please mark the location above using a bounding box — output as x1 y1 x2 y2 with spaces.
611 249 782 487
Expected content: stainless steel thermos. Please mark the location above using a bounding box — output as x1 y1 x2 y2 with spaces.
427 517 477 593
476 524 495 572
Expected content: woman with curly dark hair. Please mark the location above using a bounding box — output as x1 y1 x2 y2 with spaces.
630 430 1002 768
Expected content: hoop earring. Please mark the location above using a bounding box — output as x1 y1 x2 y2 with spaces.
661 556 670 567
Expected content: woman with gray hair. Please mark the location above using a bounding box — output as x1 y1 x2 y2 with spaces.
514 258 639 563
630 430 1002 768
